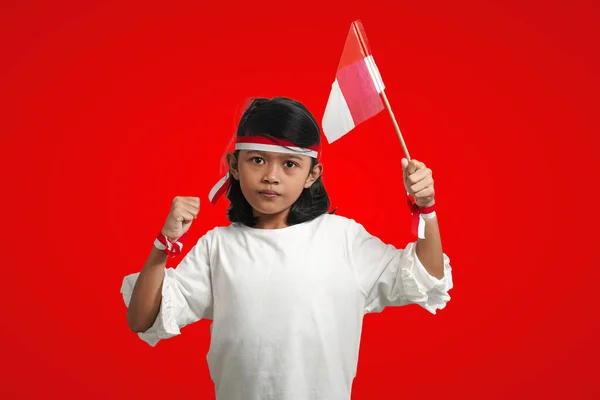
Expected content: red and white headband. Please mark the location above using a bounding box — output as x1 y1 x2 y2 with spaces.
208 136 320 205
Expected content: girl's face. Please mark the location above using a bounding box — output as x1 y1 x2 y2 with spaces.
228 150 322 220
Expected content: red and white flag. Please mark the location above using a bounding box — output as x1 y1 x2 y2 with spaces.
322 20 386 143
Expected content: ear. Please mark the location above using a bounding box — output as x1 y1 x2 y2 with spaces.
225 153 240 180
304 163 323 189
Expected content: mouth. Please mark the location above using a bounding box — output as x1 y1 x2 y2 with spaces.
258 190 280 198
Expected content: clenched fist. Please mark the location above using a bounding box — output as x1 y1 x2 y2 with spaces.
161 196 200 241
401 158 435 208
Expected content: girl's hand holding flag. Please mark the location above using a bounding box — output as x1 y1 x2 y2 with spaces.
401 158 435 208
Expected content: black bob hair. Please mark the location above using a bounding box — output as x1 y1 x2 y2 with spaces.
226 97 333 227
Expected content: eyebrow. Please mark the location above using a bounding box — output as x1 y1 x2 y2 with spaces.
246 150 306 162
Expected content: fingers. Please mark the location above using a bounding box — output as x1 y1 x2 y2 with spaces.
405 160 432 189
182 204 200 220
405 159 423 175
176 209 197 222
410 175 434 193
401 158 409 171
407 166 431 184
172 204 198 222
173 196 200 208
172 196 200 220
403 160 435 204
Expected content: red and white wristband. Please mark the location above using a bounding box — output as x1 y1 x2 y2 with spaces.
154 231 188 258
406 194 437 239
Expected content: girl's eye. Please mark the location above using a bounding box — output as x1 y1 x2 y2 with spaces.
284 161 297 168
251 157 265 164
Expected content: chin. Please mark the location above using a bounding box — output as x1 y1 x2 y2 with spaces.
252 204 289 216
249 198 290 216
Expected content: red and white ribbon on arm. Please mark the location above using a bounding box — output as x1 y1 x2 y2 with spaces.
208 136 320 205
154 232 188 258
406 193 436 239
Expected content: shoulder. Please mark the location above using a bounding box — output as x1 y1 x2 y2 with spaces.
186 225 233 251
197 223 240 242
320 213 385 248
318 212 353 227
322 213 359 229
184 224 238 262
313 212 363 237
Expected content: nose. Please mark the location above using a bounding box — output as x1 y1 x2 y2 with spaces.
263 165 280 184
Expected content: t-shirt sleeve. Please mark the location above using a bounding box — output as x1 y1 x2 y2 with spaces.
120 230 214 347
346 219 453 315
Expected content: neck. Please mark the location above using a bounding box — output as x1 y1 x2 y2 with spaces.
253 208 290 229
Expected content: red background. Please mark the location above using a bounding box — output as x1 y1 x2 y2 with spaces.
1 1 599 398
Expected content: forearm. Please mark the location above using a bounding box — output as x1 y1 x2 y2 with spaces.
401 157 444 279
415 216 445 279
126 246 168 332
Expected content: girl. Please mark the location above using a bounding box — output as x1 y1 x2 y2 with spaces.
121 97 453 400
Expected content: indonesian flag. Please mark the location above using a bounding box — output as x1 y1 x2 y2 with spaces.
322 20 385 143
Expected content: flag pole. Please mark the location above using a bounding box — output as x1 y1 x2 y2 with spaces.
353 20 411 161
380 90 411 161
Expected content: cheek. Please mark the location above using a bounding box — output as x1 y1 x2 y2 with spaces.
238 172 255 193
286 171 310 192
237 163 257 180
236 161 248 176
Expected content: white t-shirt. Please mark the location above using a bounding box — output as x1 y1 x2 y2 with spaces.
121 213 453 400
